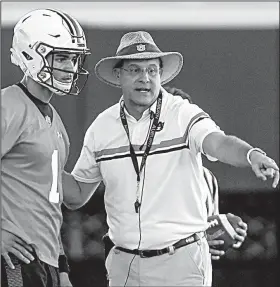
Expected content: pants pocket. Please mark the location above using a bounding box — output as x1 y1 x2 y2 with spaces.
162 242 206 286
184 241 205 278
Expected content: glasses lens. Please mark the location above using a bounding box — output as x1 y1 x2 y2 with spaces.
124 65 159 77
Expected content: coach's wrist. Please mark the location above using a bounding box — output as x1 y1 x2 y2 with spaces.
246 148 266 165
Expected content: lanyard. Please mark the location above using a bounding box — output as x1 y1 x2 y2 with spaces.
120 93 162 212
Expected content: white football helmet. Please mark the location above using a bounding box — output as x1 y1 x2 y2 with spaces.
10 8 91 96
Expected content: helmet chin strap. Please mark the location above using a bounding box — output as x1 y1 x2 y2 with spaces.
38 74 73 96
43 83 71 96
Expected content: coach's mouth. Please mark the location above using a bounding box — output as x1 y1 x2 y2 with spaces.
135 88 151 93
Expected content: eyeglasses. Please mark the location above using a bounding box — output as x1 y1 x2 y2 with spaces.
120 65 161 77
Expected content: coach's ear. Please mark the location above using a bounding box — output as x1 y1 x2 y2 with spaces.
113 68 121 80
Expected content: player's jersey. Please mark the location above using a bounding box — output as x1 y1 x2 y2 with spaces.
1 84 70 267
203 167 219 216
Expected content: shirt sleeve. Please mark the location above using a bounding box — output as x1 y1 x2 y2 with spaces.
178 102 224 161
71 124 102 183
189 118 225 161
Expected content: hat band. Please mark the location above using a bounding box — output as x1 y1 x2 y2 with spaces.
116 43 162 56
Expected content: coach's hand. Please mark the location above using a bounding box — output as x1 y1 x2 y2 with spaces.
249 152 279 188
208 239 225 260
1 230 35 269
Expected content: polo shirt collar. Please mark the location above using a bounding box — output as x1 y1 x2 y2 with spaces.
117 90 163 120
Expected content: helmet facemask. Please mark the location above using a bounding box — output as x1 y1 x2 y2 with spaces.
36 44 90 96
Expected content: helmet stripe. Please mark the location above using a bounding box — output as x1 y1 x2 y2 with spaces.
46 9 77 37
63 12 84 38
63 12 85 45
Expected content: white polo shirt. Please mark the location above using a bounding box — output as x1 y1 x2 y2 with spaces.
72 88 224 249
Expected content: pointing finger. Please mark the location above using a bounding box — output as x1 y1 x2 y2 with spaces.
266 159 279 171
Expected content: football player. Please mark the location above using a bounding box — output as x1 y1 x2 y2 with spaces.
1 8 90 287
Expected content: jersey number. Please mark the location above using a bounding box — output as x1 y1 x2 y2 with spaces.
49 150 60 203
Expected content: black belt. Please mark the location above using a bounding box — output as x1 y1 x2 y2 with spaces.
115 232 204 258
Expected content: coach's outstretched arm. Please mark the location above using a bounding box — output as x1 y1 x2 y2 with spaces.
62 171 101 210
203 132 279 188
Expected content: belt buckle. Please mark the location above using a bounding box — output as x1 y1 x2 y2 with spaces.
139 250 147 258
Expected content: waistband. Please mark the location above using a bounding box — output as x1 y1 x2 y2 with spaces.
115 231 206 258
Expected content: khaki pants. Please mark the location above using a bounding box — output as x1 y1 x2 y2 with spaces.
106 236 212 286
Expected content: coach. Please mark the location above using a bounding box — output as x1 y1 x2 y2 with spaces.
62 31 279 286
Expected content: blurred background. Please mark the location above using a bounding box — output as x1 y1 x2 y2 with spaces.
1 2 279 287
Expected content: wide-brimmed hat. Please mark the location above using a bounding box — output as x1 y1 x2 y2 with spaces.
94 31 183 88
